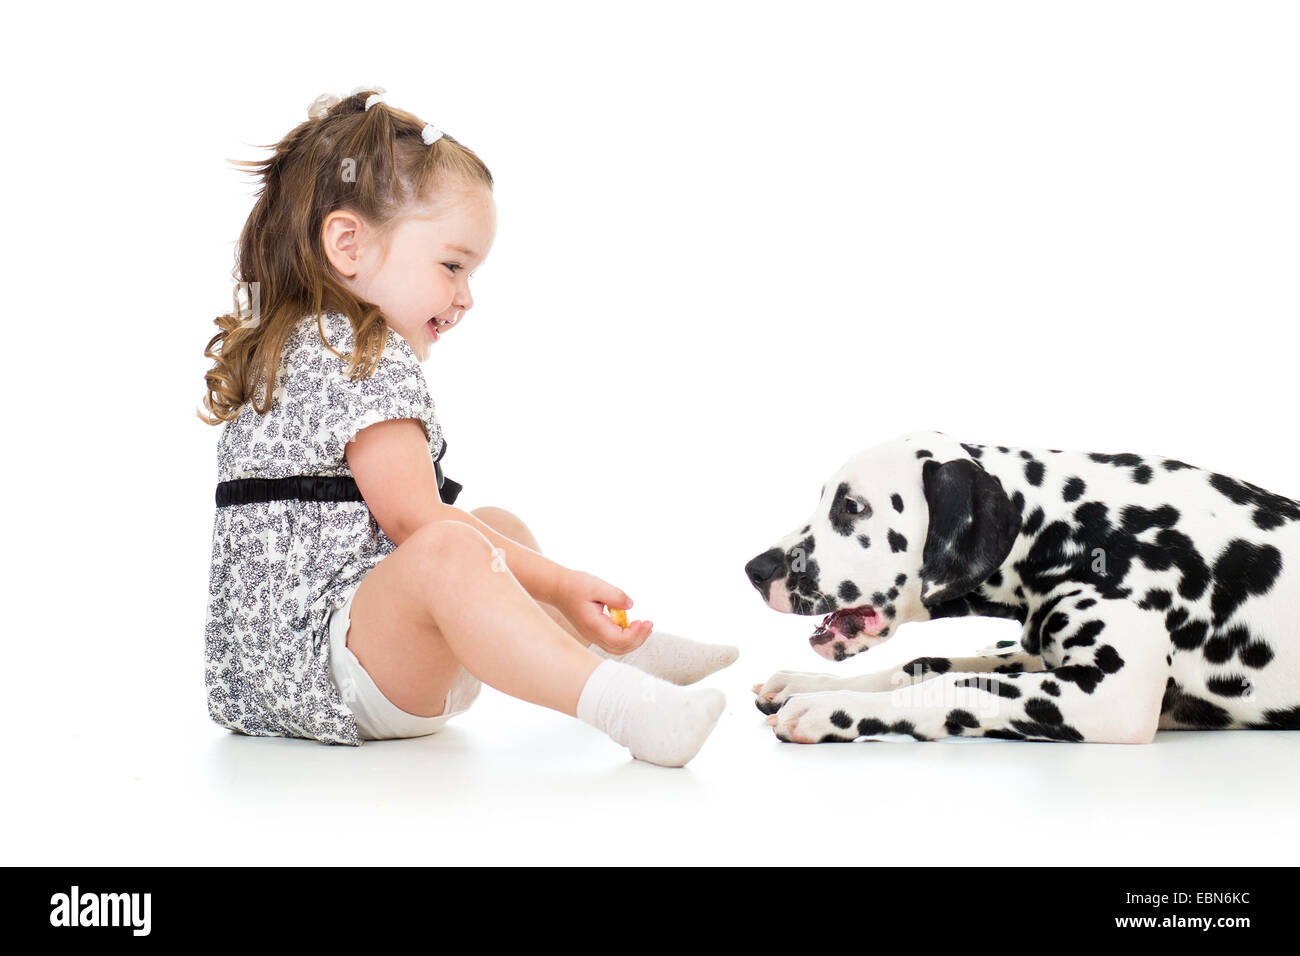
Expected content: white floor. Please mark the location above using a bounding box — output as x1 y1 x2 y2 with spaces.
12 616 1300 866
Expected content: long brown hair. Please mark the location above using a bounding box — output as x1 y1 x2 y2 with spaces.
197 89 493 424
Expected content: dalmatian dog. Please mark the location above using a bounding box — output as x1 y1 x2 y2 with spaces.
744 429 1300 744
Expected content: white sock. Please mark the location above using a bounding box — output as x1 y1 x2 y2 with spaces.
576 659 726 767
587 630 739 685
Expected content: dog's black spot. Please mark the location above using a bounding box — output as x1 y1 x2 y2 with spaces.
983 729 1026 740
1207 675 1253 698
887 719 927 741
838 580 860 603
1075 598 1097 610
1062 477 1086 502
956 676 1021 699
904 656 951 677
1133 465 1153 484
1094 645 1125 674
886 586 899 600
945 709 980 735
871 591 887 606
800 525 810 534
1239 640 1274 668
961 443 984 459
1140 588 1172 611
1169 617 1208 651
1121 504 1180 534
1053 664 1103 694
832 642 847 661
895 573 907 586
915 449 933 459
1023 507 1045 536
1163 459 1196 471
829 709 853 729
891 493 904 513
812 595 836 614
1090 452 1144 468
1202 630 1237 664
986 570 1003 587
1025 460 1045 486
1163 680 1233 727
1063 619 1105 648
1023 698 1067 726
857 718 889 736
1009 718 1084 742
1040 680 1061 697
1210 539 1283 627
1045 611 1070 636
856 533 870 549
1248 706 1300 730
888 530 908 552
1209 472 1300 531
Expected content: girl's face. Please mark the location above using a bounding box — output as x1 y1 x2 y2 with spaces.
325 180 496 361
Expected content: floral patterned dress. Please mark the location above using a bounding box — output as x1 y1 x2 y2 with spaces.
204 311 459 746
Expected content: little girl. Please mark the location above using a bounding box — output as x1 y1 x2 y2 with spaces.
199 86 736 767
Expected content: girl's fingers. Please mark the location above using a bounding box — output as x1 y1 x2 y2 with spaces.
598 582 632 610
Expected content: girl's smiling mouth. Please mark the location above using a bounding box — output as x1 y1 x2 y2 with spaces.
427 311 462 341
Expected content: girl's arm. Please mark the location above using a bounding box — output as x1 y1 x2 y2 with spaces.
346 418 564 601
345 419 649 653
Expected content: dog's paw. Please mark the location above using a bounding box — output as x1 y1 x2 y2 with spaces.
768 692 867 743
753 670 845 715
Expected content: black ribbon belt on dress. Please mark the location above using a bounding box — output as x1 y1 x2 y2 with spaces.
216 471 461 507
216 442 462 507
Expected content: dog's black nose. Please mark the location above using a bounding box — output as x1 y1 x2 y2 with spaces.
745 548 787 589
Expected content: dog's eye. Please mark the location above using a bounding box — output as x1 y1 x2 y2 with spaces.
844 497 872 517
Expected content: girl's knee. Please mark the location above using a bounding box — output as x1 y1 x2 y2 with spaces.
409 518 494 559
471 505 538 549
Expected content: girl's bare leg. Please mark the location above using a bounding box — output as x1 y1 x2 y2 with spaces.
344 519 601 717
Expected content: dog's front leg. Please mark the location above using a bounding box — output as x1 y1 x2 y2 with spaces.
753 651 1042 714
767 594 1167 743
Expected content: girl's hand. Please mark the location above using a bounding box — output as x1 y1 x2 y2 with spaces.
558 570 653 655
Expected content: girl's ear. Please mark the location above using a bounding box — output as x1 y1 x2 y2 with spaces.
919 458 1021 607
321 209 367 278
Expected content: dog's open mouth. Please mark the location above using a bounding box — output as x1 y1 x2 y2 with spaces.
809 604 885 651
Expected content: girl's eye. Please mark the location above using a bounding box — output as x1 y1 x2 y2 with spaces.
444 263 461 273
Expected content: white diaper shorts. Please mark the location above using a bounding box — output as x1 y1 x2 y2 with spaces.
327 583 482 740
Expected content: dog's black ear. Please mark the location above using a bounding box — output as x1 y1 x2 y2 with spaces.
919 458 1021 607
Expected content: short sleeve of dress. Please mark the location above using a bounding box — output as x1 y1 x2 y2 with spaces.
306 312 446 469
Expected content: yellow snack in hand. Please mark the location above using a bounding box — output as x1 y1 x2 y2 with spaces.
604 605 629 629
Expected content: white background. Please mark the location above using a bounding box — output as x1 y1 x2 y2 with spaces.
4 0 1298 865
